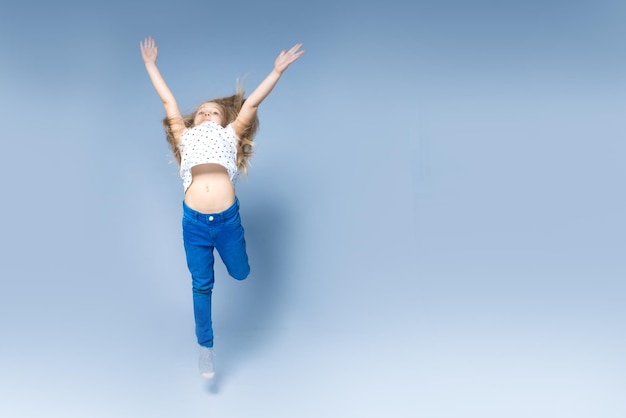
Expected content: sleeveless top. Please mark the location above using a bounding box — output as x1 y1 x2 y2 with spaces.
178 121 239 192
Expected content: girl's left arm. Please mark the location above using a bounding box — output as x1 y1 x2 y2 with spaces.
233 43 304 137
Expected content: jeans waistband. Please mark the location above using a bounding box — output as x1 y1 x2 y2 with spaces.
183 197 240 224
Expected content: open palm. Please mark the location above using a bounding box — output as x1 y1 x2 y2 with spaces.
274 43 304 74
140 36 159 64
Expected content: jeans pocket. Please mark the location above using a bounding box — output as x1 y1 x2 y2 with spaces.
223 211 241 226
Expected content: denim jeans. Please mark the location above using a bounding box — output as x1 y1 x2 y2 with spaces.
182 197 250 347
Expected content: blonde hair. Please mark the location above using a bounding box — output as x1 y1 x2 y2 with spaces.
162 85 258 174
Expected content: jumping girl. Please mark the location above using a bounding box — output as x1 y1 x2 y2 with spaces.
140 36 303 378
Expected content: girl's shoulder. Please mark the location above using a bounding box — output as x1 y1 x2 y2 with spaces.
225 123 241 142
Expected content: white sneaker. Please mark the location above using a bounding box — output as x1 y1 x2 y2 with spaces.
199 346 215 379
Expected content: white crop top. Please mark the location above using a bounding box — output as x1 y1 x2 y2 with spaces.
178 121 239 192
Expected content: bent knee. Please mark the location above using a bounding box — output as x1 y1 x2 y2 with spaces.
230 266 250 281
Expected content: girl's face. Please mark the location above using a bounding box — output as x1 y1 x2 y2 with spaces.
194 102 224 126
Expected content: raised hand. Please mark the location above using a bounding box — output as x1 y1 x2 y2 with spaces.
274 43 304 74
140 36 159 64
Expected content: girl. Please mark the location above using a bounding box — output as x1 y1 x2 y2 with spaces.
140 36 303 379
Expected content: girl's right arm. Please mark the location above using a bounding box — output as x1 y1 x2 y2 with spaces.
140 36 186 143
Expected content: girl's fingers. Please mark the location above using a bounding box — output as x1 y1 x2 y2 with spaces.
140 36 158 52
287 43 303 54
141 36 154 48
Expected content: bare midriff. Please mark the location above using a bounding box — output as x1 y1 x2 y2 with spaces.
184 163 236 214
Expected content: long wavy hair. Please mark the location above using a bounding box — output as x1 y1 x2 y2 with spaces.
162 85 259 174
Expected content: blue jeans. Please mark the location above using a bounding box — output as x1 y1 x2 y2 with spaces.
182 198 250 347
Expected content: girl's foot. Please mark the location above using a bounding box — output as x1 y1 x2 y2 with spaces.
199 346 215 379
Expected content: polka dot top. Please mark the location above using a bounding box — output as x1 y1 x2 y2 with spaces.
178 121 239 192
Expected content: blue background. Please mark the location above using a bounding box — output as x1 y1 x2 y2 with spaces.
1 0 625 416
